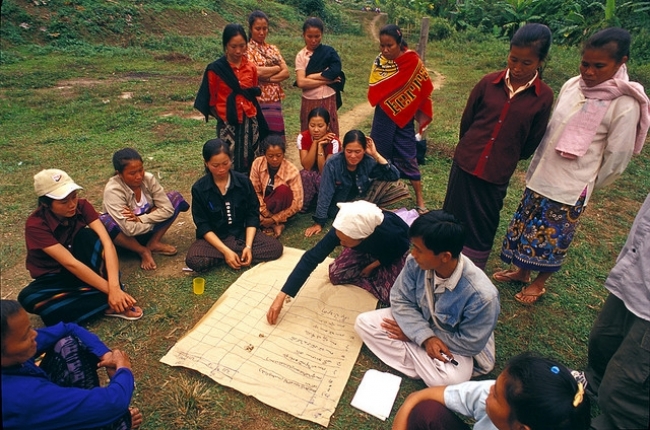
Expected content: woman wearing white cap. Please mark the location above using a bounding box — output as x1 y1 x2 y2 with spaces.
267 200 410 325
18 169 143 326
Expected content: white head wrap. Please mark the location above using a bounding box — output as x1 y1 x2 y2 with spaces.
332 200 384 240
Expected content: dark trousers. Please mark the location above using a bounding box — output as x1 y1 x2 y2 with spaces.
586 294 650 430
185 230 283 272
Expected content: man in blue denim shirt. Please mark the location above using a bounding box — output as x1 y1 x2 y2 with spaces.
355 210 500 387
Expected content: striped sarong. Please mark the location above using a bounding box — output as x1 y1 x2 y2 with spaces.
371 105 421 180
300 94 339 136
260 101 285 140
362 179 411 209
300 169 321 212
40 335 132 429
329 248 408 305
18 228 113 326
217 116 261 174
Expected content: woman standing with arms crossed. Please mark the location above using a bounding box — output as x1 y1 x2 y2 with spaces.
442 23 554 270
194 24 268 173
247 10 290 140
295 17 345 137
368 24 433 213
495 28 649 304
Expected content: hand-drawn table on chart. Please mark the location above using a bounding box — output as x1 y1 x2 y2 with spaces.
160 247 378 427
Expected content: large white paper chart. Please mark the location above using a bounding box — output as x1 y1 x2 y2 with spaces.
160 247 378 427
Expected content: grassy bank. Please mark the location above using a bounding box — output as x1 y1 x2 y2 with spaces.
1 1 649 428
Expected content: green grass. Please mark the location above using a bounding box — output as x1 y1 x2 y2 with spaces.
1 1 649 428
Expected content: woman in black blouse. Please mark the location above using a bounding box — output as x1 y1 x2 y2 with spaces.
185 139 282 272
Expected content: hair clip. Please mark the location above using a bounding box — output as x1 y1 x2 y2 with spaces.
550 366 560 374
573 382 584 407
396 29 402 37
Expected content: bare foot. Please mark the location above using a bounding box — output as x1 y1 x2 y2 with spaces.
130 407 143 429
272 224 285 238
139 249 157 270
148 242 177 256
493 269 530 283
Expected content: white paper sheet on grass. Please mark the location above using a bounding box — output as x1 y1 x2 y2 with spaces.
160 247 378 427
351 369 402 420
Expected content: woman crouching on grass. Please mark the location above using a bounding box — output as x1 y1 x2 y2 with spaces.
393 353 591 430
18 169 143 326
267 200 410 325
100 148 189 270
185 138 283 272
249 135 303 238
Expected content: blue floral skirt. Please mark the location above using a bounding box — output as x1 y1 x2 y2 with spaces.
499 188 586 272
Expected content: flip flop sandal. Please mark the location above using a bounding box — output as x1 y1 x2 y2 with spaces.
493 269 531 283
514 287 546 305
105 306 144 321
415 206 429 215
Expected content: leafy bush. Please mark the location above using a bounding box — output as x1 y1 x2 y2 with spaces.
321 4 363 35
453 25 495 43
428 17 455 40
631 28 650 63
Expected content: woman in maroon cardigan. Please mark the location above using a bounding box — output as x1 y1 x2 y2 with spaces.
442 23 554 270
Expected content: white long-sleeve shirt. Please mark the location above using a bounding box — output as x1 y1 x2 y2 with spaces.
526 76 641 206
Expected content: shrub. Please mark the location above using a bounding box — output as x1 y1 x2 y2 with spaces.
428 17 455 40
631 28 650 64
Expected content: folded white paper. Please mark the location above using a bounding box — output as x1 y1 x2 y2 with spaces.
351 369 402 420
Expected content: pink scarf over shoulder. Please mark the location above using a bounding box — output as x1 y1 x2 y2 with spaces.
555 64 650 159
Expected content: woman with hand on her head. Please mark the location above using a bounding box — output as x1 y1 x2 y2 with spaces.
495 27 649 304
249 135 303 238
304 129 410 237
393 353 591 430
368 24 434 213
18 169 143 326
267 200 410 325
297 107 341 212
194 23 268 173
442 23 554 270
185 139 283 272
247 10 290 140
100 148 189 270
295 17 345 136
1 300 143 430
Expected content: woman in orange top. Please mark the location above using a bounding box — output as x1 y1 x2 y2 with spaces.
249 136 303 238
195 23 268 173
